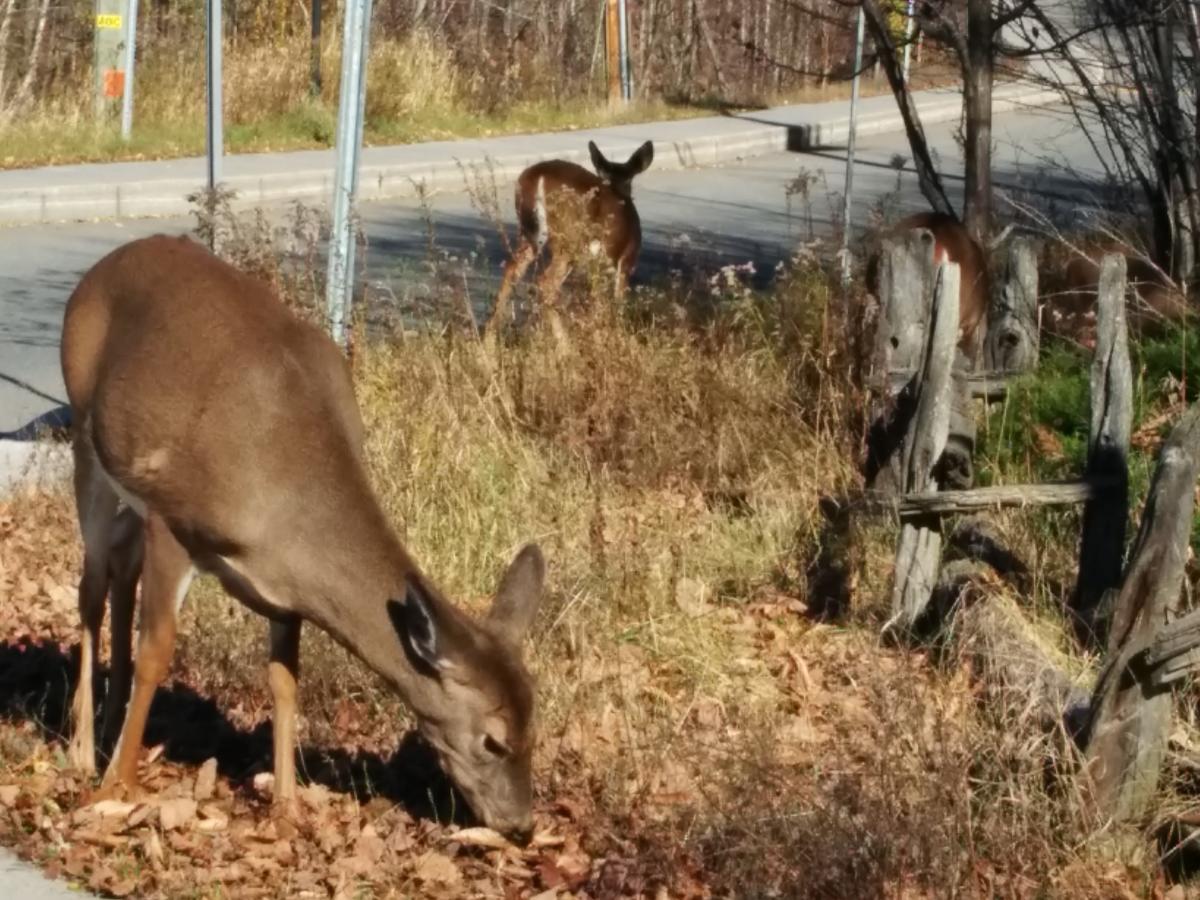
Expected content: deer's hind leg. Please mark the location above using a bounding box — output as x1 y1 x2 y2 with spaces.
69 434 120 774
486 239 538 342
536 251 572 348
100 507 144 759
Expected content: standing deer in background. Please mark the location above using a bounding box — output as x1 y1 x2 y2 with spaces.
62 234 547 843
866 211 992 361
485 140 654 341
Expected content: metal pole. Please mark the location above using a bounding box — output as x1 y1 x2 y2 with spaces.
617 0 631 100
119 0 138 139
93 0 125 117
901 0 915 82
206 0 223 190
840 5 865 286
325 0 374 348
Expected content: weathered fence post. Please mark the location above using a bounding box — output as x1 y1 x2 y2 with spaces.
985 236 1039 373
1071 255 1132 647
1083 399 1200 822
942 348 977 490
865 229 938 493
885 261 962 636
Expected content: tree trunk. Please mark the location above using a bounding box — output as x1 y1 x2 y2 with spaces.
0 0 15 105
962 0 993 244
861 0 955 217
8 0 51 114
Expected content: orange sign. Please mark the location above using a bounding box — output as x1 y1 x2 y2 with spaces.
103 68 125 98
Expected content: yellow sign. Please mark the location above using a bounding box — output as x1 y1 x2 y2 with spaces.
95 13 122 28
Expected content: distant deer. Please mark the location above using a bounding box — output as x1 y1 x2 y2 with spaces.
62 235 546 843
866 211 992 360
485 140 654 340
1047 248 1191 343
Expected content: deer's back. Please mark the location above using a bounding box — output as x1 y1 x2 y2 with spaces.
515 162 641 264
867 212 990 353
62 235 366 542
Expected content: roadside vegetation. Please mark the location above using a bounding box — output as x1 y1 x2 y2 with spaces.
0 192 1196 896
0 0 961 169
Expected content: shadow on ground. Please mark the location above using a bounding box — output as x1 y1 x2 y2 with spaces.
0 636 470 826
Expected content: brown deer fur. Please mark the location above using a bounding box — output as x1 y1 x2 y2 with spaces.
486 140 653 339
61 234 546 842
1046 250 1191 342
866 211 991 359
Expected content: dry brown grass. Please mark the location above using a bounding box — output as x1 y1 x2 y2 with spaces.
0 217 1184 896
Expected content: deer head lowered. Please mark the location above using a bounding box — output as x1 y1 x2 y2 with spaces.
485 139 654 341
62 234 547 842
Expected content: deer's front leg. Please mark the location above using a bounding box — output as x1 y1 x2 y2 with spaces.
268 617 301 813
101 514 192 794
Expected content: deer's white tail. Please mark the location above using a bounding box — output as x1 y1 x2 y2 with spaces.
532 177 549 251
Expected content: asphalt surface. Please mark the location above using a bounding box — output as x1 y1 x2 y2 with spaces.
0 101 1106 437
0 848 90 898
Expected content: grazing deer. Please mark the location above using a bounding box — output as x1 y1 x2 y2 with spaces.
62 234 546 842
866 211 992 360
485 140 654 340
1049 250 1191 342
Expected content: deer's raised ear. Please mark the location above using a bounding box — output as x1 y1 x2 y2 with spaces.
626 140 654 176
488 544 545 645
588 141 615 178
389 577 456 674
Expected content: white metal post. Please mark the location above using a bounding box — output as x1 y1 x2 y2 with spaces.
624 0 633 100
206 0 223 190
119 0 139 139
901 0 916 82
840 5 865 286
325 0 374 348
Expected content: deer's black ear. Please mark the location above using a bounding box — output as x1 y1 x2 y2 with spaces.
589 140 614 177
388 578 448 674
626 140 654 175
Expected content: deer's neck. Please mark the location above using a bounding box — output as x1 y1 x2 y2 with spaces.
276 482 446 716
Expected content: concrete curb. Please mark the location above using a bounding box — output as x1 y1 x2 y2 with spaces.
0 84 1063 226
0 440 71 496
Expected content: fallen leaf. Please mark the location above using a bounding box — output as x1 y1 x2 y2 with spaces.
0 785 19 806
142 829 165 869
414 851 463 886
194 758 218 801
109 877 138 897
157 797 197 831
452 826 509 850
89 799 137 819
252 772 275 797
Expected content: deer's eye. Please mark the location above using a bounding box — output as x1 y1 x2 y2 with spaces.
483 734 511 758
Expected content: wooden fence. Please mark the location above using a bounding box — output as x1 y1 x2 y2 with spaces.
855 229 1200 824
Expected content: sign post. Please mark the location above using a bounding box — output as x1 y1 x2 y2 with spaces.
325 0 373 348
840 5 865 286
901 0 916 82
93 0 127 117
206 0 223 191
119 0 139 139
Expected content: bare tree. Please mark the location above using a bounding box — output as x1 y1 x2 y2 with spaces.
1016 0 1200 285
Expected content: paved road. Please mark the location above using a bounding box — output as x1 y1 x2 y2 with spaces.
0 102 1106 435
0 848 90 898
